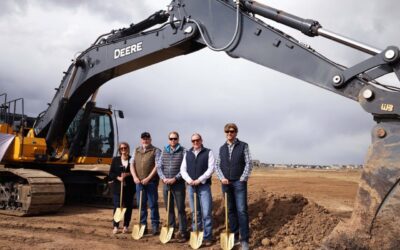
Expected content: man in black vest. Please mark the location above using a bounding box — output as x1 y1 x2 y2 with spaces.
180 133 215 247
216 123 253 250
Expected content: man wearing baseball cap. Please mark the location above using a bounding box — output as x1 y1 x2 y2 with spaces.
130 132 161 235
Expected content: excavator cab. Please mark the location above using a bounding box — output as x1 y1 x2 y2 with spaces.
66 106 118 164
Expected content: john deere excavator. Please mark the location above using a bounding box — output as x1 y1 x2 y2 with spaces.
0 0 399 248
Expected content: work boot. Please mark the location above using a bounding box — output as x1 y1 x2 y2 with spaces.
203 238 215 247
176 231 189 243
152 226 160 236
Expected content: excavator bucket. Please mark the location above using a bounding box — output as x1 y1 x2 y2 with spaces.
322 123 400 249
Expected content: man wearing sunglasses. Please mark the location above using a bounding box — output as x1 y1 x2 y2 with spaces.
130 132 161 235
156 131 189 241
215 123 253 250
180 133 215 247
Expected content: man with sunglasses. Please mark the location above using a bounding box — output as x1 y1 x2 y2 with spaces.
130 132 161 235
156 131 189 241
215 123 253 250
180 133 215 247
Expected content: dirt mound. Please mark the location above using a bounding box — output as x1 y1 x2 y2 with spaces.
212 190 340 249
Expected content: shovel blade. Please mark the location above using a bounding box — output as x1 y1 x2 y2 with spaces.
220 232 235 250
113 208 126 223
132 224 146 240
189 231 204 249
159 226 174 244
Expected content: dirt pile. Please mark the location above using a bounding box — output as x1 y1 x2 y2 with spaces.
212 190 340 249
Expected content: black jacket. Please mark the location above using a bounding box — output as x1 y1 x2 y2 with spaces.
109 156 135 194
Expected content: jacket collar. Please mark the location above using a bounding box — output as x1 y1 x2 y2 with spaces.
225 138 240 147
164 144 182 153
137 144 155 153
189 145 206 153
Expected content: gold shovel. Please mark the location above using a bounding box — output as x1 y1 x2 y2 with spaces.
132 188 146 240
160 186 174 243
189 189 203 249
113 179 126 223
220 192 235 250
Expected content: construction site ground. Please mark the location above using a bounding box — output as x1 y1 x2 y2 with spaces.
0 168 361 250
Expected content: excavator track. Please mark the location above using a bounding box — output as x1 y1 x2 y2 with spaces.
0 166 65 216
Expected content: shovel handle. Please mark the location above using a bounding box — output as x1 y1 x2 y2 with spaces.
119 178 124 209
138 188 143 221
166 187 171 226
225 192 229 233
194 190 197 232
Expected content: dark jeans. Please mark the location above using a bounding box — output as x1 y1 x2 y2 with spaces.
222 180 249 242
136 179 160 228
112 185 135 228
163 180 188 233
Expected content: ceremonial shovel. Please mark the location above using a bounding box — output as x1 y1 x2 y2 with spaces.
220 192 234 250
132 188 146 240
189 189 203 249
113 179 126 223
160 186 174 243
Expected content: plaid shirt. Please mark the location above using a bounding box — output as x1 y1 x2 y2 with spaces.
215 138 253 181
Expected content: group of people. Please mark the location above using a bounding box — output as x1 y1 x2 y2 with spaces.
108 123 253 249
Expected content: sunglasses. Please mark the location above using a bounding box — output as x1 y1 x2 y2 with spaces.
225 130 236 134
191 139 201 143
120 147 128 150
169 137 178 141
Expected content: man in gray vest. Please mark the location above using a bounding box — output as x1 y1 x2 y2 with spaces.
130 132 161 235
181 133 215 247
215 123 253 250
157 131 189 241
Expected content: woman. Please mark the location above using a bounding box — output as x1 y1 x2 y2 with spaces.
109 142 135 234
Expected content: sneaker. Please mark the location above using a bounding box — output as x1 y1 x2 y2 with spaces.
241 241 249 250
112 227 119 234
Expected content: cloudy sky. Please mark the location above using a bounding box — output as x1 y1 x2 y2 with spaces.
1 0 399 165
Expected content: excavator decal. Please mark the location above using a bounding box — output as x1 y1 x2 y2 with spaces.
114 41 143 59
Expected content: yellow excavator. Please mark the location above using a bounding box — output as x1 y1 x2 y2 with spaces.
0 92 122 215
1 0 399 248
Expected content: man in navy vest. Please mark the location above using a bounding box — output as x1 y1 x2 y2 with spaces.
157 131 188 241
215 123 253 250
181 133 215 247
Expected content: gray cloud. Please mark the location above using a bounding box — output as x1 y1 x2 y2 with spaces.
1 0 399 164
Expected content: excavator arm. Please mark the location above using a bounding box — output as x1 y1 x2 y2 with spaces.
33 1 399 248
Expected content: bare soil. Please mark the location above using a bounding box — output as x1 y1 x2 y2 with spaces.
0 168 361 249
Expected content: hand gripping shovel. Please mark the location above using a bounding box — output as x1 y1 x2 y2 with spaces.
220 192 235 250
189 189 203 249
132 188 146 240
160 185 174 243
113 179 126 223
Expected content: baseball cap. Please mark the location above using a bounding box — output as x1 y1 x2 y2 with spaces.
141 132 151 138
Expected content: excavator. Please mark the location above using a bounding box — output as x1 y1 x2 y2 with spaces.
0 0 399 248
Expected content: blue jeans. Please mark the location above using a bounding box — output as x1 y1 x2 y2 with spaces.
188 184 213 240
222 180 249 242
136 180 160 228
163 180 188 233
